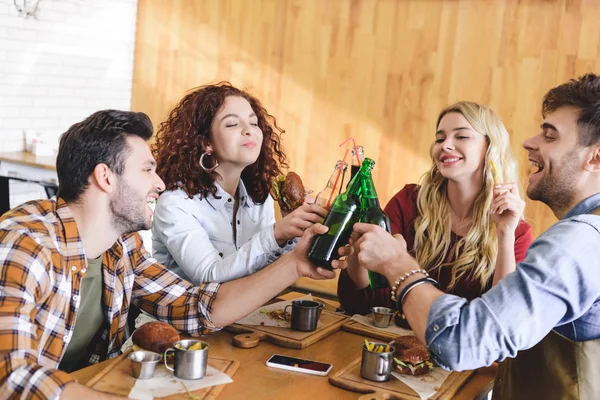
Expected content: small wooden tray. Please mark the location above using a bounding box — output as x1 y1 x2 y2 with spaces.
224 310 348 349
329 357 475 400
342 320 404 342
86 351 239 399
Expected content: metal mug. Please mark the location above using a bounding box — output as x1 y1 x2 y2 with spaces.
360 342 395 382
283 300 324 332
371 306 394 328
164 339 210 380
129 350 161 380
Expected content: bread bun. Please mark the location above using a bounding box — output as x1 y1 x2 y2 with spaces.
390 335 422 350
132 321 180 354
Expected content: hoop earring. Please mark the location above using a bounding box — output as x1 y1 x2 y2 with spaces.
199 151 219 172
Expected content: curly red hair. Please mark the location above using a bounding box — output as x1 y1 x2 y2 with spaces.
153 82 288 202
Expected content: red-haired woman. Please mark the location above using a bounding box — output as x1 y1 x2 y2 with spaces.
151 83 326 284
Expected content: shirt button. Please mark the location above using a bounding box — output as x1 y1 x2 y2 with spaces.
73 294 79 301
81 268 87 273
227 198 232 203
287 240 293 246
433 324 439 332
237 220 240 225
218 252 223 257
71 266 77 271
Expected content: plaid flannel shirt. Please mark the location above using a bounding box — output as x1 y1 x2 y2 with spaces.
0 198 221 399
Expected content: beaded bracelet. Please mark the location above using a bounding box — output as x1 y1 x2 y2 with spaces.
390 269 429 302
395 277 440 315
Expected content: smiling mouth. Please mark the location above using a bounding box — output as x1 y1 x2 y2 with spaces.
530 160 544 174
146 197 156 212
440 157 461 165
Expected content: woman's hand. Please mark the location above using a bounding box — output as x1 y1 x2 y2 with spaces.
292 223 337 280
490 183 525 236
274 203 328 245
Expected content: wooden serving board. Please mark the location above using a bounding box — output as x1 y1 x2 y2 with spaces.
86 351 239 400
342 320 404 342
329 357 475 400
224 310 348 349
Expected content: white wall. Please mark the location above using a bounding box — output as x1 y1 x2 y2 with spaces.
0 0 138 208
0 0 139 154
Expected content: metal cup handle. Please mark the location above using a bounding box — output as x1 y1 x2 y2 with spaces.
378 355 390 376
164 348 175 372
283 305 292 322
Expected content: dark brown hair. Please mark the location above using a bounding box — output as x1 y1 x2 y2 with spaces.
57 110 153 203
542 73 600 146
153 82 288 202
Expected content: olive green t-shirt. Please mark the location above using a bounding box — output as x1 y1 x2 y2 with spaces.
58 255 105 373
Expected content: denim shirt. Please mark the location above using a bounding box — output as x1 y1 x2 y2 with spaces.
426 193 600 371
152 181 295 284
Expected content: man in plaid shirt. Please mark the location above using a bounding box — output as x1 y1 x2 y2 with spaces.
0 110 335 399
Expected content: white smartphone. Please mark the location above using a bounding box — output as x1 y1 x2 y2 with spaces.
266 354 333 376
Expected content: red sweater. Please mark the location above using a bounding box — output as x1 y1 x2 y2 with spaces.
337 184 533 315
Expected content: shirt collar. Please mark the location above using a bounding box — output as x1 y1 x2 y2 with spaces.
563 193 600 219
205 180 254 210
55 197 87 271
55 197 124 268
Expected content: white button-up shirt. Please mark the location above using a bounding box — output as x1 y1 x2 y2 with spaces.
152 180 295 284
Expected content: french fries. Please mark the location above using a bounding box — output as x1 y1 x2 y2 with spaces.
364 339 390 353
175 342 206 351
187 342 206 351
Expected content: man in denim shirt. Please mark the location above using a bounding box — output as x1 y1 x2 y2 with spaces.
343 74 600 399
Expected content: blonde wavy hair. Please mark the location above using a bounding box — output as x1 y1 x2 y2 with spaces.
413 102 520 290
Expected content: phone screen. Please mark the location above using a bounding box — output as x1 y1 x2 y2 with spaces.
268 355 331 372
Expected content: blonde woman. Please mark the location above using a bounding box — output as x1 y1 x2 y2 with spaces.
338 102 533 316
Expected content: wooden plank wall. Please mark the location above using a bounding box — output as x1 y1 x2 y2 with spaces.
132 0 600 237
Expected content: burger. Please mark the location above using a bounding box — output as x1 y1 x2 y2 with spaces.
271 172 306 213
390 336 434 376
131 321 180 354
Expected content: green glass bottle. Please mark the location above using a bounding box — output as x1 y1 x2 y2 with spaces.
307 159 374 270
359 160 391 289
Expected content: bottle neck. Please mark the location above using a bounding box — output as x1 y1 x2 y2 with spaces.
325 163 345 188
359 169 380 208
351 146 364 165
346 159 374 195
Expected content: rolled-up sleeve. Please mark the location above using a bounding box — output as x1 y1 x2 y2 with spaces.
425 219 600 371
152 191 286 284
130 240 222 335
0 231 75 400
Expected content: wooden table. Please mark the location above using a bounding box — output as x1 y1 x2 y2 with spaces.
72 294 497 399
73 330 496 399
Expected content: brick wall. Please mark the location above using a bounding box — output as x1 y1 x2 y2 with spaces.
0 0 138 153
0 0 138 207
